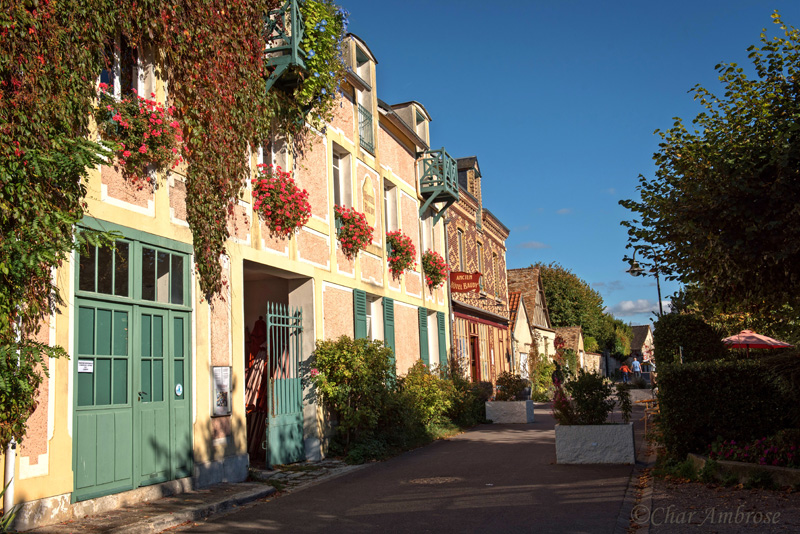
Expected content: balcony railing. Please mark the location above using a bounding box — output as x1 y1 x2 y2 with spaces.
358 104 375 154
418 148 459 224
263 0 307 92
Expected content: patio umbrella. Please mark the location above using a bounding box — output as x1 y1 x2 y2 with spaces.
722 329 793 356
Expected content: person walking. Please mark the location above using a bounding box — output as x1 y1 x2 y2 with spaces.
631 358 641 379
620 363 631 384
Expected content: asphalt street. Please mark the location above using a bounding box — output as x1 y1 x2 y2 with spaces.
180 407 633 534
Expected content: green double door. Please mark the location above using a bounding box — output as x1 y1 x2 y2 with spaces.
74 300 192 501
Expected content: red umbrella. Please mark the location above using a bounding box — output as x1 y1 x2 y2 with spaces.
722 329 793 356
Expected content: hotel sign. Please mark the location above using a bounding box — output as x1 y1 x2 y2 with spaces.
450 271 481 293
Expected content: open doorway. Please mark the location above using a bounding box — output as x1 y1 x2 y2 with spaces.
242 261 316 467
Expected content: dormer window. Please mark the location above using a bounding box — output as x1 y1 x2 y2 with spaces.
356 46 371 85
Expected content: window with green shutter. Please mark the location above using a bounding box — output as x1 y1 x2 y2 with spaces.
383 298 395 372
437 311 447 367
418 307 429 365
354 289 367 339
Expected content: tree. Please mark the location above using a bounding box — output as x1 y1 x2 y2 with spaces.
536 262 605 340
535 262 631 356
620 12 800 317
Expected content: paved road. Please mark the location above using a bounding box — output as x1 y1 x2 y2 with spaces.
181 408 633 534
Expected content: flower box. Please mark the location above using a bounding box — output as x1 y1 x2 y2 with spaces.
555 423 635 464
485 400 535 424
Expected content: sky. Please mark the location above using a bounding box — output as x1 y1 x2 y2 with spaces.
340 0 800 327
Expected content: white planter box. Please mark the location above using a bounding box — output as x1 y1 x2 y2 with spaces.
555 423 635 464
485 400 535 423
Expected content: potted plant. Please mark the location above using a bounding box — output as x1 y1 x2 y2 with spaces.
334 205 373 261
553 369 634 464
421 249 448 291
486 371 534 423
385 230 415 279
94 84 183 186
252 164 312 238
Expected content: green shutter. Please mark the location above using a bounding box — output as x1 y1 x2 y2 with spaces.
383 298 395 360
354 289 367 339
437 311 447 368
418 307 429 366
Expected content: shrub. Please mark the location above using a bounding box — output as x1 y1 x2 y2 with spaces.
563 348 579 377
310 336 394 446
616 383 632 423
495 371 528 401
565 370 616 425
653 313 727 365
529 353 555 402
657 356 800 459
398 361 453 427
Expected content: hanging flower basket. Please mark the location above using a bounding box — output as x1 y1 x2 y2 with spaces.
386 230 416 279
251 164 311 238
422 250 449 291
334 205 373 261
94 85 182 185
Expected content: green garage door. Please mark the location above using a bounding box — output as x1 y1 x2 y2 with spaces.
74 231 193 501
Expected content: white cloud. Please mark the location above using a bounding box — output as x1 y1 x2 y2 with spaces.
556 208 572 215
605 299 671 317
519 241 550 249
607 188 616 195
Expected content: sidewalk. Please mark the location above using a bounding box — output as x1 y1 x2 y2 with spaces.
27 460 361 534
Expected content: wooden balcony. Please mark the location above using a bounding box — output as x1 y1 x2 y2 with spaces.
418 148 459 225
263 0 308 93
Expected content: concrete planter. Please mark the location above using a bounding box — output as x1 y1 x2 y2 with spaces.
688 453 800 487
485 400 535 423
555 423 635 464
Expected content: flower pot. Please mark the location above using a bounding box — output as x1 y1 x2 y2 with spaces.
485 400 535 424
555 423 635 464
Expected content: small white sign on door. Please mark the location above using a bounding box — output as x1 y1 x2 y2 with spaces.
78 360 94 373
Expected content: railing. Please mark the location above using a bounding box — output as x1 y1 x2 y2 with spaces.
417 148 459 224
358 104 375 154
419 148 458 195
263 0 307 92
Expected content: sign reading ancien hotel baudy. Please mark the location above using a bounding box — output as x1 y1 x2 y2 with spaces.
362 177 376 227
450 271 481 293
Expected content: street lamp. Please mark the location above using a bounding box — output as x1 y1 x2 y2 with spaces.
624 247 664 317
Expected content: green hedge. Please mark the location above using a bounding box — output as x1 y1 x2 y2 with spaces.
657 355 800 458
653 313 728 366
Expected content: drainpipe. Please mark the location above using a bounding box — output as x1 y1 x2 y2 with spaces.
4 317 21 515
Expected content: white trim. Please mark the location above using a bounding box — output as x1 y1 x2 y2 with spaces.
321 281 354 294
100 183 156 217
394 299 418 310
67 250 75 438
359 251 383 288
191 256 197 425
297 227 331 270
18 453 49 480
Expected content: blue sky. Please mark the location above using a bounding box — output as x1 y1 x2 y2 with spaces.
340 0 800 327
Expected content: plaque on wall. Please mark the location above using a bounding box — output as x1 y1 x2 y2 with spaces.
362 176 376 228
212 366 232 417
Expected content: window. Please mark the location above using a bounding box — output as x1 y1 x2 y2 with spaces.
421 209 433 253
477 242 484 291
493 252 499 297
141 247 186 305
367 296 383 342
79 242 130 298
384 181 398 232
100 36 153 99
356 46 371 85
415 110 427 144
332 144 352 208
457 229 465 271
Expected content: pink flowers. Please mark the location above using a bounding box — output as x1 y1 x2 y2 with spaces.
94 89 182 187
251 165 311 238
386 230 416 279
422 250 449 290
334 205 373 261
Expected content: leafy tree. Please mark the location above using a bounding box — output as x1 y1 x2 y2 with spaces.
621 12 800 317
535 262 605 340
653 313 728 366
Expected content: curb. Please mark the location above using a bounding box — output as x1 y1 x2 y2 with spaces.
615 411 657 534
118 484 275 534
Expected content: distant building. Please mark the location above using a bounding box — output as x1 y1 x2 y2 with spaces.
507 267 556 359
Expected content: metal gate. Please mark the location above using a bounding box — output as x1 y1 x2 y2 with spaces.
265 302 305 467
